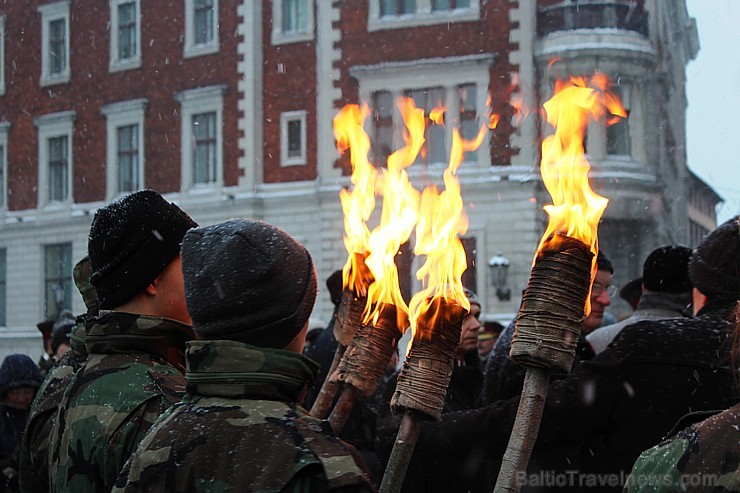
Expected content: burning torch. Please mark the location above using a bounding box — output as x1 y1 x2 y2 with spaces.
493 73 625 493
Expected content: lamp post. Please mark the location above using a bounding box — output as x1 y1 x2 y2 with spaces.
488 252 511 301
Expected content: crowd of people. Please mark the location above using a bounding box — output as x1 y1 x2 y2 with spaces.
0 188 737 492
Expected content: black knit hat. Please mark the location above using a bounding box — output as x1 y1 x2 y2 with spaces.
88 190 198 310
689 216 740 299
181 219 318 349
642 245 693 293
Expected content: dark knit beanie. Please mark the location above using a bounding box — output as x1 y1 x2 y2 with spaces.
88 190 198 310
181 218 318 349
326 270 343 307
642 245 692 293
596 250 614 273
689 216 740 299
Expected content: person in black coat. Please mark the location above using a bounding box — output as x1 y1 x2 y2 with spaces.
388 216 739 493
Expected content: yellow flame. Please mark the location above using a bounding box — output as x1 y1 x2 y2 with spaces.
408 124 487 338
429 105 446 126
334 104 377 295
538 73 626 312
364 98 425 324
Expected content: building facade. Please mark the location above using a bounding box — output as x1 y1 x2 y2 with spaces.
0 0 717 360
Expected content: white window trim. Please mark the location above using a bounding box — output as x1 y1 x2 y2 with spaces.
280 110 307 167
271 0 315 45
368 0 479 32
350 54 493 169
38 1 71 87
175 85 226 193
109 0 142 73
0 16 6 96
0 122 9 211
33 111 76 208
184 0 220 58
100 99 147 200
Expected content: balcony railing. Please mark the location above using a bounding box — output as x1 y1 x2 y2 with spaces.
537 1 649 37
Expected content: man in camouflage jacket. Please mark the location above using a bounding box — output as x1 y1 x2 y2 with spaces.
19 256 96 493
48 190 198 493
113 219 374 492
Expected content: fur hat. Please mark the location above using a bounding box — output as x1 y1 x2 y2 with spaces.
181 219 318 349
596 250 614 273
642 245 693 293
689 216 740 300
88 190 198 310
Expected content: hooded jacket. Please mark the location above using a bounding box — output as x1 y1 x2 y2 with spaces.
112 340 374 493
48 311 193 493
0 354 43 471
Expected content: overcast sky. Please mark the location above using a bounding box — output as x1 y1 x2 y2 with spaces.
685 0 739 223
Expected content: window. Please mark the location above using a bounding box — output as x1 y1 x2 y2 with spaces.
0 248 5 326
33 111 76 207
0 122 8 210
606 84 630 156
369 0 479 31
280 111 307 167
406 86 447 165
184 0 219 58
38 1 71 86
101 99 146 199
110 0 142 72
176 85 225 191
44 243 72 321
271 0 314 45
353 55 492 168
0 16 5 96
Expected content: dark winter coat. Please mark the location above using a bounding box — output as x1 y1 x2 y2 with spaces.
112 340 374 493
48 311 193 493
480 319 595 405
0 354 43 469
390 302 737 493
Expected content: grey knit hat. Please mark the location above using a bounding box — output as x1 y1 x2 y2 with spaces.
181 219 318 349
688 216 740 299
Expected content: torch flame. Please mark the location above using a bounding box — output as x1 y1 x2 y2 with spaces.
538 73 626 312
364 98 425 324
334 104 377 295
429 105 446 126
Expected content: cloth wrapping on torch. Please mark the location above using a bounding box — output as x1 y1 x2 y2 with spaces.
509 235 593 374
391 299 467 421
330 303 401 398
334 288 368 346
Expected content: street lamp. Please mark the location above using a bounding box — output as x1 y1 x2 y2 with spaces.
488 252 511 301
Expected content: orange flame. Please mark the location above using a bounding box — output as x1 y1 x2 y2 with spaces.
408 122 488 338
538 73 626 313
334 104 377 295
429 105 446 126
364 98 425 324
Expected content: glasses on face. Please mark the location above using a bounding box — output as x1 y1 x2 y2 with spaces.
592 283 617 298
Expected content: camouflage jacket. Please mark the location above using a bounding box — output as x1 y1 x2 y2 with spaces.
18 324 87 493
626 402 740 493
112 340 374 493
48 311 193 493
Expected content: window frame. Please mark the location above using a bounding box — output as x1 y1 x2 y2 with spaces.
33 111 76 208
271 0 315 45
351 55 493 169
38 1 71 86
175 85 225 193
0 122 8 211
109 0 142 72
368 0 479 32
43 243 72 322
100 99 147 200
606 83 631 157
280 110 308 167
184 0 220 58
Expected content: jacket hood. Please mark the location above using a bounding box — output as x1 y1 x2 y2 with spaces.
0 353 43 397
